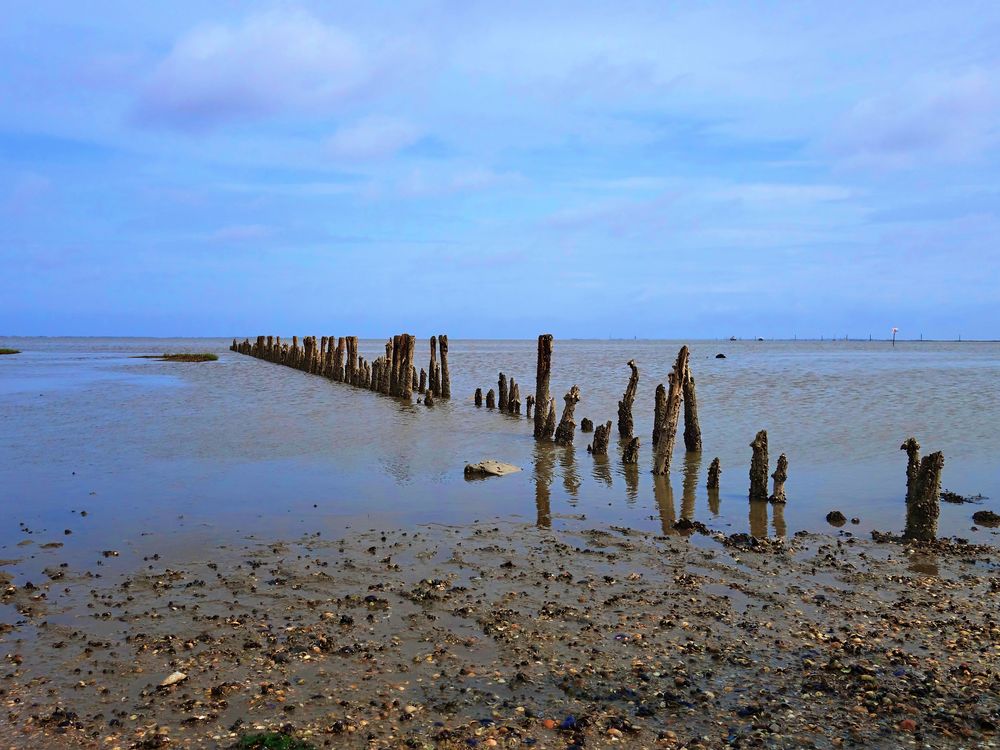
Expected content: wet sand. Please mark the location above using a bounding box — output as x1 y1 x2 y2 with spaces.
1 520 997 749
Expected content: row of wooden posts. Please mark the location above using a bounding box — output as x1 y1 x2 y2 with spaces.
230 334 451 403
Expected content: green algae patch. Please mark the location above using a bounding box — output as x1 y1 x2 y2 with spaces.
0 348 20 355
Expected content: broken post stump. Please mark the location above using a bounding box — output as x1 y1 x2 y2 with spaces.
617 359 639 439
486 389 496 409
542 397 557 440
428 336 439 396
707 457 721 489
475 388 483 407
652 346 689 475
553 386 581 445
901 437 920 505
904 446 944 541
424 389 434 407
439 334 451 399
509 381 521 414
749 429 769 502
682 361 702 452
533 334 553 439
652 384 666 446
498 372 508 412
769 453 788 503
581 417 594 432
622 436 640 464
588 421 612 455
525 395 535 419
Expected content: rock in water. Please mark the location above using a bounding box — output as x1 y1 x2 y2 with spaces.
972 510 1000 527
464 461 522 478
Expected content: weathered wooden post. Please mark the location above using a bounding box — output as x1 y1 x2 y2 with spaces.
617 360 639 439
622 436 640 464
553 386 581 445
498 373 508 412
682 361 702 452
346 337 358 385
581 418 594 432
418 368 427 393
652 384 666 446
474 388 483 407
525 395 535 419
707 457 721 489
439 335 451 399
542 397 557 439
334 338 344 381
402 334 415 399
231 338 237 351
901 437 920 505
411 365 418 392
769 453 788 503
749 429 769 502
424 387 434 406
588 421 612 455
904 451 944 541
428 336 438 396
486 389 496 408
320 336 327 373
533 334 553 439
509 381 521 414
383 339 394 394
652 346 689 475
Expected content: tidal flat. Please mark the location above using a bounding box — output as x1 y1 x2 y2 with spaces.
1 520 997 749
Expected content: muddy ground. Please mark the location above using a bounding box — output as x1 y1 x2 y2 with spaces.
1 520 998 749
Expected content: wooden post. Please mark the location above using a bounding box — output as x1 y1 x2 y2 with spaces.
439 335 451 399
553 386 580 445
474 388 483 407
346 337 358 385
509 381 521 414
748 429 769 502
411 365 418 392
769 453 788 503
533 334 553 439
652 384 666 446
418 368 427 393
383 339 394 394
486 389 496 408
581 418 594 432
682 361 702 452
401 334 415 399
334 337 345 381
525 395 535 419
428 336 438 396
901 437 920 505
543 397 557 439
498 373 508 412
588 421 612 455
904 451 944 541
622 436 640 464
652 346 688 475
424 387 434 407
617 359 639 439
707 457 721 489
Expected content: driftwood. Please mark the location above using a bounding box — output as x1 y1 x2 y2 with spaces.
682 362 702 452
617 360 639 439
652 384 666 446
588 420 612 455
622 436 640 464
769 453 788 503
474 388 483 407
486 389 496 409
439 335 451 399
749 430 769 502
580 418 594 432
553 386 580 445
707 457 721 489
652 346 688 475
533 334 553 439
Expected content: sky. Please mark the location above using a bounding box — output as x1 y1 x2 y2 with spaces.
2 2 999 339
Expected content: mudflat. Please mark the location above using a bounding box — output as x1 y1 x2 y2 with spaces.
2 521 997 749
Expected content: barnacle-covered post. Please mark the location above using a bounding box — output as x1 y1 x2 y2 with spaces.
553 386 581 445
769 453 788 503
533 334 553 439
652 346 688 475
617 360 639 439
748 429 769 502
439 334 451 399
682 361 702 452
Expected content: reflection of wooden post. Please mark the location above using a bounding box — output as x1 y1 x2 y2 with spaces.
617 360 639 439
904 448 944 541
553 386 580 445
439 335 451 399
769 453 788 503
749 430 769 502
533 334 553 439
622 436 640 464
589 421 612 455
474 388 483 407
652 384 666 446
707 457 721 489
652 347 688 475
486 389 496 409
498 373 508 412
682 362 702 452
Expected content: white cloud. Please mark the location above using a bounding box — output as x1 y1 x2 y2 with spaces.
327 116 421 160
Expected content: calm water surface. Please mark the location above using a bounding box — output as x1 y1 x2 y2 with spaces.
1 337 998 577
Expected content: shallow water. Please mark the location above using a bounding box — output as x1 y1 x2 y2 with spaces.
1 336 998 574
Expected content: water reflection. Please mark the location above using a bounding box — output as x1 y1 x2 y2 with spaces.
592 454 613 486
533 442 554 528
707 486 721 515
653 475 676 534
681 453 701 521
749 501 769 538
623 462 639 500
772 501 787 537
559 444 580 501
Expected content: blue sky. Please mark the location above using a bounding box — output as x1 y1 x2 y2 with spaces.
2 2 998 338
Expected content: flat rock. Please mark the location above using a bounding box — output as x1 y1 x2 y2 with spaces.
464 460 521 478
